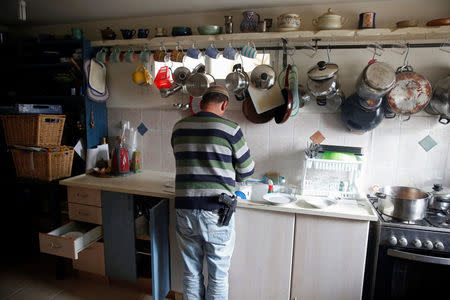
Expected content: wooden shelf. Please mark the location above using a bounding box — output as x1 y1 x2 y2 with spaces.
90 26 450 48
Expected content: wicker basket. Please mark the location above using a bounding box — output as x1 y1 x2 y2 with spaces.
1 114 66 146
11 146 74 181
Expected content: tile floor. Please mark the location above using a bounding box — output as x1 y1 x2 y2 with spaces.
0 255 166 300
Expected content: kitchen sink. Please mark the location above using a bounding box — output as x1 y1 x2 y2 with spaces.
236 182 296 203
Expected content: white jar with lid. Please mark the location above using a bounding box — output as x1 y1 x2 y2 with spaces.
312 8 346 30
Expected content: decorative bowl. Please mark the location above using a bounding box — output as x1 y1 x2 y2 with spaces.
171 26 192 36
197 25 222 35
277 13 301 31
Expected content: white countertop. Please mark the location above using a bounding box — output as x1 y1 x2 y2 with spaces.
60 170 378 222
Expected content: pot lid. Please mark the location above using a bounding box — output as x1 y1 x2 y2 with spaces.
250 64 276 90
308 61 339 80
364 62 396 90
319 8 341 17
427 184 450 199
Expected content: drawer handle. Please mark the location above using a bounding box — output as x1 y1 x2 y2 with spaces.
77 192 89 198
49 242 61 249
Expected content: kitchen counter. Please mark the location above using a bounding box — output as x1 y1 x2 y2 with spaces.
60 170 378 221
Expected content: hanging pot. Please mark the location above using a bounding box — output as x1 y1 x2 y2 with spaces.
173 66 191 85
306 61 340 100
426 75 450 124
250 64 276 90
225 64 249 101
341 93 384 132
386 65 432 118
185 73 216 97
356 61 396 101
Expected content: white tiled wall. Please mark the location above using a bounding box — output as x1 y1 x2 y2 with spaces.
108 107 450 192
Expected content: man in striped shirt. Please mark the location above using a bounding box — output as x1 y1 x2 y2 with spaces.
171 85 254 300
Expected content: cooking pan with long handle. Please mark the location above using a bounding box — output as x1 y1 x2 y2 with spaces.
242 91 274 124
274 64 293 124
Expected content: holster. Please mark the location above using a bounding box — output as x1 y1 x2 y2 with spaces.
217 193 237 226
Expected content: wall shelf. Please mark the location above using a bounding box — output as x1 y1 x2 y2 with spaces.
90 26 450 49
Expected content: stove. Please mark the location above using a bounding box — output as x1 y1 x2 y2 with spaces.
363 196 450 300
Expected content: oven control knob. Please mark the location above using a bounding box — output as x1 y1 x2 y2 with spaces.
424 240 433 250
435 241 444 250
412 239 422 248
389 236 397 246
398 237 408 247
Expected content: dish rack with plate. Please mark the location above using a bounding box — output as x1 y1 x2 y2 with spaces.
300 155 364 199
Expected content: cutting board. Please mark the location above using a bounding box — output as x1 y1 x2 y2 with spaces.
247 77 284 114
89 58 106 94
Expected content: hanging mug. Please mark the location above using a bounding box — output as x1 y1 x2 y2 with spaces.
223 43 238 60
170 46 185 62
153 45 169 62
186 44 202 59
110 47 121 63
241 42 257 59
124 47 137 63
132 65 151 86
139 46 151 63
205 43 220 59
95 47 107 63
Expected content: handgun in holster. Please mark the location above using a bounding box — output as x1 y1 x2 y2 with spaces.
217 193 237 226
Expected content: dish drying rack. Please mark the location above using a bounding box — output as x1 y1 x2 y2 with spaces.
300 155 364 199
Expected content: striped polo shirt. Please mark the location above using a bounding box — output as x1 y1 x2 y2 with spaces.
171 111 255 210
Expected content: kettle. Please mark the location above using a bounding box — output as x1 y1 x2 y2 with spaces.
250 64 275 90
225 64 249 101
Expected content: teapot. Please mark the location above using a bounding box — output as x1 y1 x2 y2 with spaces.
100 27 117 40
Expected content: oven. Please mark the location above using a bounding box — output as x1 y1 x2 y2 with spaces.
374 245 450 299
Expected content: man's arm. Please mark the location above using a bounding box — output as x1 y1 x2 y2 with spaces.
231 126 255 182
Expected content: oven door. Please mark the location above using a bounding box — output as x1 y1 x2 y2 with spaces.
374 246 450 299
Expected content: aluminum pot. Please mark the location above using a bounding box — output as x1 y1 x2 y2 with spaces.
225 64 249 101
375 186 431 221
341 93 384 132
425 184 450 211
307 61 340 100
426 75 450 124
356 61 396 101
250 64 276 90
185 73 216 97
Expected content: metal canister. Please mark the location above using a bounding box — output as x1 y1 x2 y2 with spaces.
225 16 233 34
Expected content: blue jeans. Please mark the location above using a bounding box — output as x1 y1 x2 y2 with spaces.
176 209 235 300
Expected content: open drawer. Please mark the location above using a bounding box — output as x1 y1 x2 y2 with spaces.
39 221 103 259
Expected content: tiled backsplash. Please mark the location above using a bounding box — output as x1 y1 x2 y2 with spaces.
108 108 450 192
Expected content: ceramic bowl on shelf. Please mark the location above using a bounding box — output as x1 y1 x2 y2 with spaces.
171 26 192 36
312 8 346 30
197 25 222 35
277 13 301 31
396 19 418 28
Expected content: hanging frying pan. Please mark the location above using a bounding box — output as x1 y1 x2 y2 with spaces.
274 64 293 124
242 91 274 124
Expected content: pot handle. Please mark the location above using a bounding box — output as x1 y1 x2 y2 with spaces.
316 97 327 106
384 112 396 119
235 92 245 101
256 13 261 24
312 18 319 26
439 115 449 124
398 114 411 122
233 64 242 72
207 73 216 85
375 192 387 199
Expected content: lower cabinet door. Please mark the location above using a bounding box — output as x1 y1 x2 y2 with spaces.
73 242 106 276
102 191 137 282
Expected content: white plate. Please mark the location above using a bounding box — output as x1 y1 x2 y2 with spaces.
303 196 337 209
263 193 297 205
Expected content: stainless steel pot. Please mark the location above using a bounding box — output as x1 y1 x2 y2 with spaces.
307 61 340 99
426 75 450 125
376 186 431 221
250 64 275 90
356 61 396 100
173 66 191 85
425 184 450 211
225 64 249 101
185 73 216 97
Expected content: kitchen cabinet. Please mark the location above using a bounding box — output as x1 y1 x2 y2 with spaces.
290 214 370 300
228 207 295 300
101 191 170 300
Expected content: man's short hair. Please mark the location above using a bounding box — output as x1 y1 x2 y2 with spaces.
201 92 228 104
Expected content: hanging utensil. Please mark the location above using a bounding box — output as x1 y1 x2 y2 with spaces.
341 93 384 132
225 64 249 101
356 61 396 101
250 64 276 90
386 46 432 118
185 73 216 97
274 64 293 124
242 91 274 123
173 66 191 85
425 75 450 124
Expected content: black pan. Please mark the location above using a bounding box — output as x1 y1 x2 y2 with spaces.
274 65 293 124
242 91 274 124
